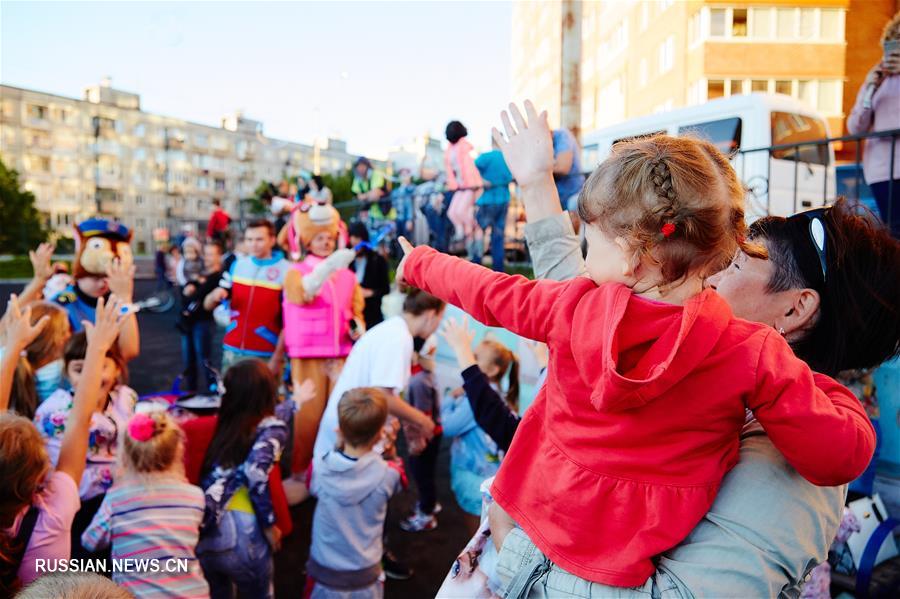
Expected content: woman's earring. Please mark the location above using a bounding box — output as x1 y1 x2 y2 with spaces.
778 326 786 336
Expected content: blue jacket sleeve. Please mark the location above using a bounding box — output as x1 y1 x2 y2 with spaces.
461 365 520 452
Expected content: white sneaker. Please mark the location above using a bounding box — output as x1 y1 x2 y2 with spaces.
399 507 437 532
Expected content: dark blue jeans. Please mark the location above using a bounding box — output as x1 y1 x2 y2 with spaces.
181 319 214 392
476 203 509 272
870 179 900 238
198 510 274 599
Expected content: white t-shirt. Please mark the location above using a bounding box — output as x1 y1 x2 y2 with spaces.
313 316 413 459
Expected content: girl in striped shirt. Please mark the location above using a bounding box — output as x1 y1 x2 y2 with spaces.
81 411 209 598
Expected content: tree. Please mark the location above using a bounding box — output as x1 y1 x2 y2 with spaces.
0 156 48 254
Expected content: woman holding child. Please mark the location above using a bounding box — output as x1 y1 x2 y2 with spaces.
422 101 900 598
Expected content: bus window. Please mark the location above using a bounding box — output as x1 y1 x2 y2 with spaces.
678 117 742 155
770 112 829 166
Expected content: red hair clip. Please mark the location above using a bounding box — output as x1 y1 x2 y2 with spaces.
661 223 676 238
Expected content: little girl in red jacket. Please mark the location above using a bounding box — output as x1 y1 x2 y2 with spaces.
396 102 876 589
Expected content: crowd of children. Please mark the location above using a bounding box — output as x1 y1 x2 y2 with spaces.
1 95 896 599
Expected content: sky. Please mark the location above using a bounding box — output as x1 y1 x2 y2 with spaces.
1 0 513 158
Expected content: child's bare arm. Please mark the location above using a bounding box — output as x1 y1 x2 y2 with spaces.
57 296 127 485
1 295 50 412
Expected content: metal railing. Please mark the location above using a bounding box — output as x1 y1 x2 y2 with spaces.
735 128 898 221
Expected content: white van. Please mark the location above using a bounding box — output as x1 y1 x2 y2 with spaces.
582 93 835 220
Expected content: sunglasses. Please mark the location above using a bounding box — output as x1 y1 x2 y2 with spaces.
790 207 830 283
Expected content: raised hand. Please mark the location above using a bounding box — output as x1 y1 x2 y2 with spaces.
440 317 478 370
2 294 50 353
82 295 128 354
106 257 135 302
492 100 555 188
29 242 55 282
291 378 317 408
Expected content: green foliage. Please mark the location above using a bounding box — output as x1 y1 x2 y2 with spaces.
0 156 48 253
322 169 357 222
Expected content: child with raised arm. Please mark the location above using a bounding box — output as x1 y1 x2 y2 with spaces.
395 101 875 588
1 296 126 594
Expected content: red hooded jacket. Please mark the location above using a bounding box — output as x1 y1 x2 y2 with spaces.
403 246 875 587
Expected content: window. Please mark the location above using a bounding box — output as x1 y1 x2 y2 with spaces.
215 178 226 191
798 80 815 107
658 36 674 74
817 80 841 113
820 9 841 40
774 80 792 95
770 112 829 165
707 80 726 100
678 117 742 154
776 8 795 38
732 9 747 37
640 2 649 31
639 58 648 87
710 9 727 37
799 8 815 39
133 148 146 161
195 133 208 148
751 79 769 93
133 124 146 137
750 8 772 38
689 10 702 45
27 105 47 120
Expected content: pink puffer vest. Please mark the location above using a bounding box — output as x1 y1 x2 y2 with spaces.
283 254 358 359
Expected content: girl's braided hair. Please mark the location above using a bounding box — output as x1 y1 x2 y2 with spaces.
578 134 765 286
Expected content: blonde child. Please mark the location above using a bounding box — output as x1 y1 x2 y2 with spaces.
1 297 70 418
81 411 209 598
1 296 126 595
396 101 875 588
306 388 404 599
439 318 518 536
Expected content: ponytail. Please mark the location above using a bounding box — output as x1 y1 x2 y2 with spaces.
505 355 519 413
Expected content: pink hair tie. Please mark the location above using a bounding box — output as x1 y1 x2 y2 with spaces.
661 222 676 238
128 413 156 442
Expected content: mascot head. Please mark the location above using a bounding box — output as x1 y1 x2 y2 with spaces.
279 202 341 260
73 218 133 279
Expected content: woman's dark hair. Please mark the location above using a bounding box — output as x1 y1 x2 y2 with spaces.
311 174 324 189
445 121 468 144
402 288 445 316
201 359 278 477
749 198 900 376
63 331 128 385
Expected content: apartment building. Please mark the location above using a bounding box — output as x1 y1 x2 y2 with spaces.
512 0 897 144
0 80 364 253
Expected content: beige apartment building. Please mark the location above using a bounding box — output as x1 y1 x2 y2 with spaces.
0 80 364 253
512 0 897 146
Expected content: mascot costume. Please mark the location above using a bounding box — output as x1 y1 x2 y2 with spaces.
280 202 364 474
54 218 133 331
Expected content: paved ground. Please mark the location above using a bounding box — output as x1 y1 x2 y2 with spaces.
1 279 471 598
